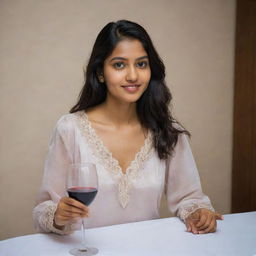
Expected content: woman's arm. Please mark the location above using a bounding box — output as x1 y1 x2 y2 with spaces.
165 132 222 233
33 115 82 235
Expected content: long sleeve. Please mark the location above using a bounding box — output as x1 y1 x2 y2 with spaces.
33 115 79 235
165 133 214 221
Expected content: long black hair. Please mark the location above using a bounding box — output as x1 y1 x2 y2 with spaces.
70 20 190 159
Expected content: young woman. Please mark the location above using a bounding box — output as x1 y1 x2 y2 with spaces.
33 20 222 235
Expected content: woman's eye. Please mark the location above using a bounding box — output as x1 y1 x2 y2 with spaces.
137 61 148 68
113 62 125 69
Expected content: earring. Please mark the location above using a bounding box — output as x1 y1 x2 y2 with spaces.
99 75 104 83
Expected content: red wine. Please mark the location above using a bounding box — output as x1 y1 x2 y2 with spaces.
67 187 98 206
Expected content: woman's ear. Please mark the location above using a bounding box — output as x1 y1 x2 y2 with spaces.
97 71 104 83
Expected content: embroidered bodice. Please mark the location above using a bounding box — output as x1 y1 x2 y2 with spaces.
75 111 153 208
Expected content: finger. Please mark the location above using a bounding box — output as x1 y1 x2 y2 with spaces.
57 204 89 218
62 197 89 211
199 219 216 234
187 225 192 232
197 214 213 231
54 215 81 227
60 202 84 212
56 211 89 219
55 215 70 222
215 212 224 220
196 214 207 229
59 206 88 219
61 204 89 215
62 210 89 218
60 205 89 216
185 220 192 232
187 219 199 234
54 214 71 226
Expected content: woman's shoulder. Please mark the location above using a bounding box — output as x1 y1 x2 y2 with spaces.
54 111 84 133
172 120 188 133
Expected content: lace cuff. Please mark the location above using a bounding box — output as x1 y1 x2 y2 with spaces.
33 200 75 235
178 201 215 221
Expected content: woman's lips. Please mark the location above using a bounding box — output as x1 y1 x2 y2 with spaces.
121 84 141 93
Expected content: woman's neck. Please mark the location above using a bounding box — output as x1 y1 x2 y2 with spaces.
103 100 138 126
90 98 139 128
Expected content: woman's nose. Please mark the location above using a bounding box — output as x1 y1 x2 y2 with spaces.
126 66 138 82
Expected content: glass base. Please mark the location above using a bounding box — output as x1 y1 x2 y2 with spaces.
69 247 99 256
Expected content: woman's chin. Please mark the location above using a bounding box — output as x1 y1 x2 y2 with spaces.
107 93 143 105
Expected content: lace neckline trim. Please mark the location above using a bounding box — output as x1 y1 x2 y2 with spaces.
75 111 153 208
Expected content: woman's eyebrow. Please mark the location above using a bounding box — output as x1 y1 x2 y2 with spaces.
110 56 148 61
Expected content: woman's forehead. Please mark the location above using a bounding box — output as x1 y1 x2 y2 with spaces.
107 39 148 61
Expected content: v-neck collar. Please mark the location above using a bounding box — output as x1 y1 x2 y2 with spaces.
75 110 153 208
84 112 150 175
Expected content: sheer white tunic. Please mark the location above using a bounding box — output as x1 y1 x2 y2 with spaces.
33 111 214 235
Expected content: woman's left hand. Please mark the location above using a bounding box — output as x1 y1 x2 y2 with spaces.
185 208 223 234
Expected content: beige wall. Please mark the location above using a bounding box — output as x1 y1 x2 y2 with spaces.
0 0 236 239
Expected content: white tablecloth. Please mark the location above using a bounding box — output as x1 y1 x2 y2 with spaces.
1 212 256 256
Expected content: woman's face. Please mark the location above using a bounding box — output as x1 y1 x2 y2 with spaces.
101 38 151 104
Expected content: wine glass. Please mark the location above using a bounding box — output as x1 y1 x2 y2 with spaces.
67 163 99 256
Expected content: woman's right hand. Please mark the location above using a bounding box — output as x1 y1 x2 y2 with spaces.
54 197 89 229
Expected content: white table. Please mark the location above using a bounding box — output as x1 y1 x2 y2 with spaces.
1 212 256 256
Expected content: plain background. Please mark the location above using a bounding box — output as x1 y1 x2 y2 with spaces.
0 0 235 240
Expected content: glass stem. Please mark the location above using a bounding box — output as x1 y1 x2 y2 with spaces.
80 219 87 251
